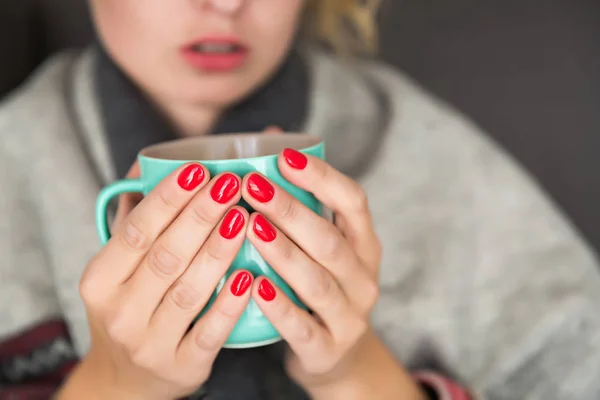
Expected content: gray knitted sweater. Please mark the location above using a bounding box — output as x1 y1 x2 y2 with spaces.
2 48 600 399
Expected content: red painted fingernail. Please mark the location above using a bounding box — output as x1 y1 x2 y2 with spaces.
231 271 252 297
283 148 308 170
246 174 275 203
178 164 205 191
211 173 240 204
258 279 276 301
219 209 245 239
253 214 277 242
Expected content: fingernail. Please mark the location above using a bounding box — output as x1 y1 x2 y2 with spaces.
220 209 245 239
231 271 252 297
258 279 276 301
178 164 205 191
211 173 240 204
283 148 308 170
246 174 275 203
253 214 277 242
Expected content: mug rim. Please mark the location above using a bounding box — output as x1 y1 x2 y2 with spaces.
139 132 323 163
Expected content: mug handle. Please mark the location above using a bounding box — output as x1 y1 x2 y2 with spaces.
95 179 144 245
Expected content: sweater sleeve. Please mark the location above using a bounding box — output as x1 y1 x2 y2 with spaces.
450 127 600 399
362 67 600 399
0 93 74 398
0 319 78 399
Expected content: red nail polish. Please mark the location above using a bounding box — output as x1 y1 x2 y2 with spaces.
178 164 205 191
231 271 252 297
258 279 276 301
246 174 275 203
211 173 240 204
220 209 245 239
253 214 277 242
283 148 308 170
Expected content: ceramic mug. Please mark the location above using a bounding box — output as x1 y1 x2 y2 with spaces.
95 133 325 348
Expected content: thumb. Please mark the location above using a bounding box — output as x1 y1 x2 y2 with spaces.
125 160 141 179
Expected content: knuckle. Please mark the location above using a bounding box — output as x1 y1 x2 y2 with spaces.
204 240 228 263
105 314 132 346
274 297 294 320
119 219 151 253
306 357 337 376
79 279 107 315
278 241 297 263
194 303 238 352
194 324 223 352
156 186 179 210
348 184 369 212
147 244 181 278
213 302 238 321
307 271 336 304
320 230 345 262
189 203 215 228
362 279 380 311
318 162 331 181
78 273 97 305
292 320 315 344
130 346 157 370
169 280 202 311
277 198 299 222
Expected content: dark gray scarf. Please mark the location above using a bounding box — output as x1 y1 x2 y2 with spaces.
94 43 310 400
95 42 309 179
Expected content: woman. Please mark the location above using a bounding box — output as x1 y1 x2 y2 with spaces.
1 0 600 399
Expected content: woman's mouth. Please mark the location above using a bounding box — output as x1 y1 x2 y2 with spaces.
189 43 243 53
182 37 249 72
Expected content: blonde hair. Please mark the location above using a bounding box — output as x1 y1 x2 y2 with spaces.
304 0 381 55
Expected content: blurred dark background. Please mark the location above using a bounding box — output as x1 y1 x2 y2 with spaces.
1 0 599 252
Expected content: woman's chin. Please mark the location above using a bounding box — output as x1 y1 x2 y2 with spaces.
177 82 257 108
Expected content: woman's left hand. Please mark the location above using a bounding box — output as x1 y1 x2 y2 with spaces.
241 148 416 396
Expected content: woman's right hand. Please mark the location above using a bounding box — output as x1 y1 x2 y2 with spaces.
58 163 252 400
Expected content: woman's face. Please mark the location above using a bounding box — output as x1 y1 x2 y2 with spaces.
90 0 305 108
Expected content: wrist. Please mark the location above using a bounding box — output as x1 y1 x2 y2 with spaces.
309 375 425 400
56 354 146 400
306 331 425 400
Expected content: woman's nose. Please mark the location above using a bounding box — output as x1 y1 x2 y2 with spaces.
203 0 245 14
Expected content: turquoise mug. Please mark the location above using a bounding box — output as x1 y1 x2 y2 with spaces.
96 133 324 348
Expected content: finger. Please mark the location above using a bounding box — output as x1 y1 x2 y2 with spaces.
242 174 372 303
122 173 242 320
149 207 249 346
85 163 210 288
177 269 253 370
264 125 283 134
247 213 367 325
252 277 333 367
278 150 381 273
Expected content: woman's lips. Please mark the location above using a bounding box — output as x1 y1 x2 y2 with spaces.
181 37 249 72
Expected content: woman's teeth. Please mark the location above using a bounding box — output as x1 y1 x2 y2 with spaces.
191 44 239 53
